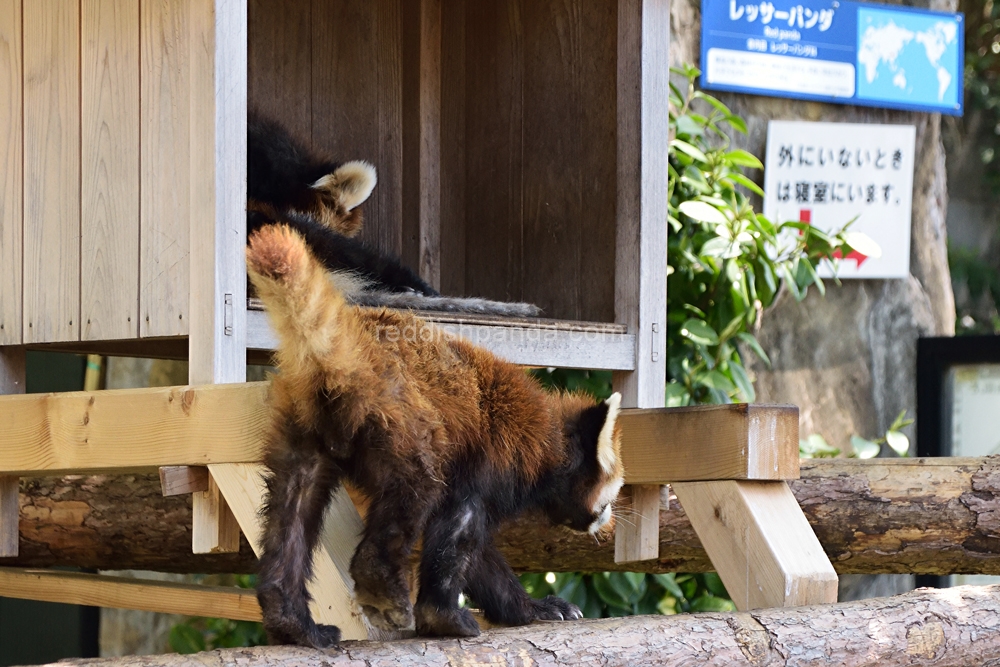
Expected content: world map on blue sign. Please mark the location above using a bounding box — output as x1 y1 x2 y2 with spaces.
700 0 964 115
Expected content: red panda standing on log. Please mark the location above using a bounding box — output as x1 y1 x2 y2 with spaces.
246 224 624 648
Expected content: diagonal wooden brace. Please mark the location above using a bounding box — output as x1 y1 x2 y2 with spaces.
208 463 372 640
0 476 17 558
673 480 838 610
193 472 241 554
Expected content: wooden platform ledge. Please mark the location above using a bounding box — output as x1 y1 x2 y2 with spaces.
0 382 798 481
24 584 1000 667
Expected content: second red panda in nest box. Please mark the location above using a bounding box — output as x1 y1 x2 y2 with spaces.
246 224 625 648
247 112 541 317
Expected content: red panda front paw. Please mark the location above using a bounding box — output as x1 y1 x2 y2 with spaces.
531 595 583 621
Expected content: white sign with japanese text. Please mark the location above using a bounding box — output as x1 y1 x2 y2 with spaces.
763 120 916 279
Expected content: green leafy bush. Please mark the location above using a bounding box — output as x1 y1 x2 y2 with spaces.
666 63 869 406
169 576 266 654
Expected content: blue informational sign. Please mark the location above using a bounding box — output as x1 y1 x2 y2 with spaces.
700 0 964 115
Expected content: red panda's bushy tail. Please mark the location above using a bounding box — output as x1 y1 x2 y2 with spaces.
246 224 368 384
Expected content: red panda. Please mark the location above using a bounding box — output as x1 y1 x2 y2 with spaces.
247 224 624 647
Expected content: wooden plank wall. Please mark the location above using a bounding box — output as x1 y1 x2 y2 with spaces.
442 0 618 321
250 0 618 322
2 0 209 345
22 0 81 344
82 0 140 342
249 0 404 258
140 0 190 338
0 0 21 346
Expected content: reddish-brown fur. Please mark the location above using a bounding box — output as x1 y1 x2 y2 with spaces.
248 225 624 648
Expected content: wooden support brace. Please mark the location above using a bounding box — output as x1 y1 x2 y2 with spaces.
0 476 17 557
208 463 371 640
1 346 25 557
614 484 661 563
159 465 209 496
613 404 800 564
673 480 838 610
0 567 261 621
192 470 241 554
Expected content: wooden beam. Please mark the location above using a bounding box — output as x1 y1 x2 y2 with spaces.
1 346 25 556
0 0 22 347
0 383 800 483
0 382 268 475
611 0 671 563
159 465 209 496
192 471 240 554
613 484 661 563
0 476 15 558
618 404 800 483
0 567 261 621
208 463 371 641
673 481 838 610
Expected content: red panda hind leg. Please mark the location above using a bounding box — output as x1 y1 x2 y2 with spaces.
349 475 444 632
256 420 345 648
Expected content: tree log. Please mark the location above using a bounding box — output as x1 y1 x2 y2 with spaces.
3 457 1000 575
32 584 1000 667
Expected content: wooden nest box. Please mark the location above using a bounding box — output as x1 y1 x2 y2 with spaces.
0 0 668 404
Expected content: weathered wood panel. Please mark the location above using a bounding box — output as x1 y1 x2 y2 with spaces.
23 0 81 344
0 0 21 345
439 0 620 320
247 0 312 142
310 0 402 256
81 0 140 341
521 0 616 322
140 0 190 337
401 0 442 288
462 0 524 306
439 0 467 298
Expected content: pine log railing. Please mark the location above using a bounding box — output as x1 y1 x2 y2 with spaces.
6 457 999 577
25 584 1000 667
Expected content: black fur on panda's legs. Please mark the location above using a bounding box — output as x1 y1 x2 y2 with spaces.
464 540 583 626
413 494 488 637
348 489 440 632
256 420 344 648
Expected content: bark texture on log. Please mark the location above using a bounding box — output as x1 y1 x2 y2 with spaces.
5 458 1000 576
31 584 1000 667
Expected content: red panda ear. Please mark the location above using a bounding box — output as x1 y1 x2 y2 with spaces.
311 161 377 211
597 392 622 474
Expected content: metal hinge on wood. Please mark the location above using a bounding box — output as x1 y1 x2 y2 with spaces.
651 322 660 362
224 294 233 336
